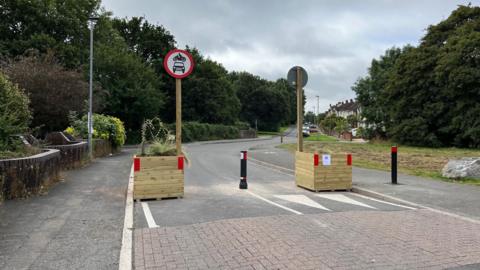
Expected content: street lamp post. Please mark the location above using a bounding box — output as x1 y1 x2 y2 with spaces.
316 95 320 127
88 17 99 160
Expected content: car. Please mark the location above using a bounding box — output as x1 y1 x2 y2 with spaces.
173 62 185 73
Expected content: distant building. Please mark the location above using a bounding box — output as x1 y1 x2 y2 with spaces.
326 99 365 128
326 99 360 118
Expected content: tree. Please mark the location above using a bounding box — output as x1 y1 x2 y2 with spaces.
352 47 409 138
321 114 339 135
385 5 480 147
2 52 104 134
0 72 31 150
182 58 240 124
0 0 101 68
346 114 359 128
230 72 297 130
304 111 316 124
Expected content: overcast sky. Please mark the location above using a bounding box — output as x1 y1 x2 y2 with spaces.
102 0 478 113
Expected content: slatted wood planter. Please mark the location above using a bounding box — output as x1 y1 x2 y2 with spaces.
295 151 352 191
133 156 184 200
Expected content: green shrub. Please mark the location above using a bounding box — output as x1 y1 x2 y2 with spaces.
146 140 176 156
0 73 31 152
168 122 240 142
65 113 126 148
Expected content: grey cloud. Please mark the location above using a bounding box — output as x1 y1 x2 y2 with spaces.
103 0 478 112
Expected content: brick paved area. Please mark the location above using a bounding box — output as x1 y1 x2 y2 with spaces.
134 210 480 270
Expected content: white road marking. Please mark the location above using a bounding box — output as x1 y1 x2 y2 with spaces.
246 190 303 215
315 193 377 209
349 192 416 210
274 195 331 211
141 202 159 228
119 165 134 270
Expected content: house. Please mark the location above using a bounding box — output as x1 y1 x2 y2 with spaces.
326 99 360 118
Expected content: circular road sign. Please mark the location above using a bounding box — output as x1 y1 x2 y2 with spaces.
163 49 195 79
287 66 308 87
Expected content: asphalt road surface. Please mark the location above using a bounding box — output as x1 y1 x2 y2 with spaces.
134 136 413 228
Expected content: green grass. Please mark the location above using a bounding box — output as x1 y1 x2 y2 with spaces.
257 126 290 137
278 141 480 185
304 133 338 142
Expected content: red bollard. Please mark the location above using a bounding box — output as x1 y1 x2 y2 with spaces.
133 157 140 172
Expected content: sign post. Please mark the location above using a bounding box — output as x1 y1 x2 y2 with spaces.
287 66 308 152
163 49 195 155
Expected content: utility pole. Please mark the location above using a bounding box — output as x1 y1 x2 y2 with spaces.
296 67 303 152
88 16 99 160
316 95 320 127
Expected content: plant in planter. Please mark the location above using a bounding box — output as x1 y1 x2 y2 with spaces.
134 118 184 200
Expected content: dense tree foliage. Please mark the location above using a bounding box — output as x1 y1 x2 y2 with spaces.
0 72 31 151
354 5 480 148
0 0 301 142
2 52 104 134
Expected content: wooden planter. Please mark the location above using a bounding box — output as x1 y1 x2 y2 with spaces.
133 155 184 200
295 151 352 191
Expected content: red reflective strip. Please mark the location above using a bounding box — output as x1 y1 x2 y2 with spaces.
314 154 319 166
178 156 184 170
244 151 247 160
392 146 398 153
133 157 140 172
347 154 352 166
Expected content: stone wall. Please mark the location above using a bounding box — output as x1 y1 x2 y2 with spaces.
0 149 61 202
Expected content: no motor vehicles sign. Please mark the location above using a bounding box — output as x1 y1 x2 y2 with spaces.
163 49 195 79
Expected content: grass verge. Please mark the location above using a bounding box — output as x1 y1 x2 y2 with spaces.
278 141 480 185
304 133 338 142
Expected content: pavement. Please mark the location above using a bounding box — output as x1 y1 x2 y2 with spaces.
0 149 135 270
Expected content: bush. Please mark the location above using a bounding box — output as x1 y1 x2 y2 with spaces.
65 113 126 148
2 52 105 134
168 122 240 142
145 141 176 156
0 72 31 153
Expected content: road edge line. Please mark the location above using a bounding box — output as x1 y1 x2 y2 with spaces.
119 164 134 270
352 187 480 224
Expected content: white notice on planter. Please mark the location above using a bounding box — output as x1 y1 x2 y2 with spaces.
322 154 331 166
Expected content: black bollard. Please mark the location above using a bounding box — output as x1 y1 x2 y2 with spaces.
239 151 248 189
391 146 397 184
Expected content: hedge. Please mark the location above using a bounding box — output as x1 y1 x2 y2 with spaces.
168 122 240 142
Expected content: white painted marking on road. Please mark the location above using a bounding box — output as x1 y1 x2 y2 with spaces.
141 202 159 228
315 193 377 209
274 195 331 211
246 190 303 215
119 165 134 270
350 192 416 210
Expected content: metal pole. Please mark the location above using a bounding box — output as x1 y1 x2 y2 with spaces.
391 146 398 184
88 21 94 160
316 95 320 127
239 151 248 189
176 78 182 155
296 67 303 152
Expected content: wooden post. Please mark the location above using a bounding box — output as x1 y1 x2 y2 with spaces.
297 67 303 152
176 78 182 155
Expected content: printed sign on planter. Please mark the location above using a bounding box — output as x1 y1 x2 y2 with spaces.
322 154 331 166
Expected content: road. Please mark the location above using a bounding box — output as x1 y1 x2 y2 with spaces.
134 135 480 270
134 136 411 229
